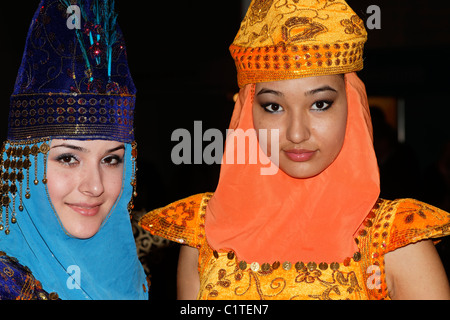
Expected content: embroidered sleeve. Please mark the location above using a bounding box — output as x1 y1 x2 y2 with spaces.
357 198 450 300
139 193 212 248
0 252 58 300
386 199 450 252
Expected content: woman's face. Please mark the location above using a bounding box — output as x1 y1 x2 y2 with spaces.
46 139 125 239
253 75 348 178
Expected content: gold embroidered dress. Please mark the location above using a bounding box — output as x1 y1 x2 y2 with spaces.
140 193 450 300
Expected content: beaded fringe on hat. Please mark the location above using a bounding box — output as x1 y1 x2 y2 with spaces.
0 139 138 235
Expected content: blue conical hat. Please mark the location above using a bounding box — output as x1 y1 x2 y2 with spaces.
8 0 135 143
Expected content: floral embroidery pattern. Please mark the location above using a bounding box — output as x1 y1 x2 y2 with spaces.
395 200 443 224
341 15 365 35
247 0 275 26
201 255 364 300
281 17 327 44
236 0 351 46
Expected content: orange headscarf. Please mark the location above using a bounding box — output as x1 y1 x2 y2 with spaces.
205 72 380 264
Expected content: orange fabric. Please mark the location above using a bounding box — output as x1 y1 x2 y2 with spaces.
205 72 380 264
140 195 450 300
138 193 210 247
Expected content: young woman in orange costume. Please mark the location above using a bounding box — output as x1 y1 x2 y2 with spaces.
140 0 450 300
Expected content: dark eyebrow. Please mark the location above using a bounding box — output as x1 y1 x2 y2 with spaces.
256 88 284 97
51 143 88 152
106 145 125 153
51 143 125 154
257 85 338 97
305 85 338 96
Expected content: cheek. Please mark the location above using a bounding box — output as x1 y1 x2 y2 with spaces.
317 113 347 158
253 108 285 157
252 105 264 132
46 165 74 205
252 105 283 132
104 169 123 203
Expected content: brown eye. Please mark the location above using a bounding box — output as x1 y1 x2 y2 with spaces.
316 101 325 108
311 100 333 111
101 155 123 166
55 154 79 166
262 103 283 113
61 156 72 163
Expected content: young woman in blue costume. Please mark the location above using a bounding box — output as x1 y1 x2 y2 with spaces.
0 0 148 299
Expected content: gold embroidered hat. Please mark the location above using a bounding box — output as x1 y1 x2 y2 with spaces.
230 0 367 88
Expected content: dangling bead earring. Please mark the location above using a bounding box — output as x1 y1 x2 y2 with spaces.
128 142 138 217
17 168 24 212
23 145 31 200
0 204 3 232
9 146 19 225
39 142 50 184
31 144 39 186
131 142 138 197
1 143 11 234
0 143 5 231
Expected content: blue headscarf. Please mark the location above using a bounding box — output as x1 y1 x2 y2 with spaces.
0 141 148 300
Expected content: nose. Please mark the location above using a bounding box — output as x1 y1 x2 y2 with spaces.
286 111 311 144
78 163 104 197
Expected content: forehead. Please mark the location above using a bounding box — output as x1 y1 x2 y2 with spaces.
255 74 345 93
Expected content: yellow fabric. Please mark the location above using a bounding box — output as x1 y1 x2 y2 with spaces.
140 194 450 300
231 0 367 87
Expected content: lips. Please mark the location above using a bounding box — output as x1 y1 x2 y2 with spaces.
283 149 316 162
67 203 102 217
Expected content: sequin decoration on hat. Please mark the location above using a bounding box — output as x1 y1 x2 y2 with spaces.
230 0 367 88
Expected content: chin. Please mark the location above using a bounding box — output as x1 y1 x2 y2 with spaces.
279 163 326 179
63 220 104 239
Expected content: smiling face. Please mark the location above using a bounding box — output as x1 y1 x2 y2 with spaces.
252 75 348 178
46 139 125 239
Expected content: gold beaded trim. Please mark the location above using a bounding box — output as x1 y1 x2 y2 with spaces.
211 249 362 273
9 92 135 143
0 138 50 235
230 41 365 88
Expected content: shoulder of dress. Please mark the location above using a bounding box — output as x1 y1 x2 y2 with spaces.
385 198 450 251
356 198 450 299
360 198 450 253
138 192 213 248
0 251 57 300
